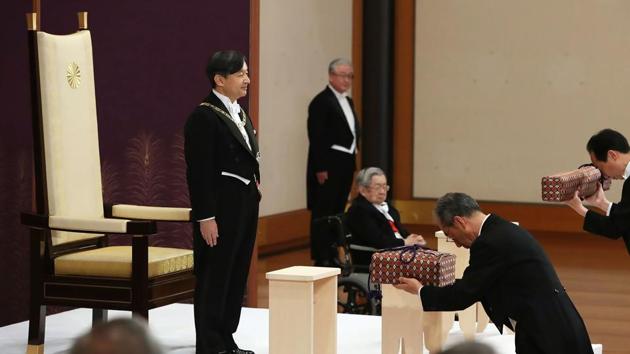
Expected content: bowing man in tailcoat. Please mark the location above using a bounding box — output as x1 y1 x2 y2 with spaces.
185 51 260 354
396 193 594 354
306 58 361 265
565 128 630 255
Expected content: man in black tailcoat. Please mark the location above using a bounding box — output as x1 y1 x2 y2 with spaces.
565 128 630 255
396 193 594 354
185 50 260 354
306 58 360 265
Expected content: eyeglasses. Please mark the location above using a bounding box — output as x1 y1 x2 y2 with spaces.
368 184 390 192
331 72 354 80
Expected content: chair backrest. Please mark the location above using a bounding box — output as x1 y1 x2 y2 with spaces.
35 30 104 246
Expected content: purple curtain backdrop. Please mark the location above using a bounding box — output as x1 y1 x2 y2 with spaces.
0 0 250 326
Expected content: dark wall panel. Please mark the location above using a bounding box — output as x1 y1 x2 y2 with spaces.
361 0 393 180
0 0 250 326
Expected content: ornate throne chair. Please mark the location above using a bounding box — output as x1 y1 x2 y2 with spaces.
22 12 195 354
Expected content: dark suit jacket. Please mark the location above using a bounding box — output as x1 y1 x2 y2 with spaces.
306 86 360 209
185 92 260 222
346 195 409 248
346 195 409 265
584 177 630 255
421 215 593 354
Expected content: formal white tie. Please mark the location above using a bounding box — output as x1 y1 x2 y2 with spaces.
227 102 241 116
226 102 251 150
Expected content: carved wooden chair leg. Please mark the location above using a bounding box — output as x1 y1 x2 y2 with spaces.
27 305 46 354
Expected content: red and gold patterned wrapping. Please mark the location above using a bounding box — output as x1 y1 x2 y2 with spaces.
369 245 456 286
541 166 611 202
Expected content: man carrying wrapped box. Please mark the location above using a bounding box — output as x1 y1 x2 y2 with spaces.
395 193 594 354
564 128 630 255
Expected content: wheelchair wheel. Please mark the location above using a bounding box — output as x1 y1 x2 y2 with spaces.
337 278 377 315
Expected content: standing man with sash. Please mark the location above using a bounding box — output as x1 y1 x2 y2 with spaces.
185 50 260 354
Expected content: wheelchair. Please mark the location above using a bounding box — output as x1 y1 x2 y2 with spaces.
313 214 381 315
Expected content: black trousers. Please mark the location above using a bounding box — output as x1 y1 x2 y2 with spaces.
193 181 259 354
309 150 355 262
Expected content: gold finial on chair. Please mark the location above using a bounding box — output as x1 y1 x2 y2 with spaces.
26 13 38 31
78 12 88 30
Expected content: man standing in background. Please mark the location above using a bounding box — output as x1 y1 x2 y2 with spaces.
306 58 360 266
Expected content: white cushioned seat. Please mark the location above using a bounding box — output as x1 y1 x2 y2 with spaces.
55 246 193 278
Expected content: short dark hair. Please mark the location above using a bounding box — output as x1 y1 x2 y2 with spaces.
434 192 481 227
586 129 629 162
206 50 247 88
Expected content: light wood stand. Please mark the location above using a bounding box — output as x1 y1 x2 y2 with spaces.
266 266 340 354
381 284 452 354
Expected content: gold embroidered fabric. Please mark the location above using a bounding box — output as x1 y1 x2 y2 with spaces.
55 246 194 278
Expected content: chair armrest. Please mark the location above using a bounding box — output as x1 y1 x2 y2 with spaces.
21 212 157 234
349 244 379 252
108 204 192 222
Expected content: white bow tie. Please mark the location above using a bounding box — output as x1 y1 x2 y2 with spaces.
227 102 241 116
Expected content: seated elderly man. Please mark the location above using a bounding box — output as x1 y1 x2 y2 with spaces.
346 167 426 265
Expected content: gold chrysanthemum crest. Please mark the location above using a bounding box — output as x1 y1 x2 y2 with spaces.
66 62 81 89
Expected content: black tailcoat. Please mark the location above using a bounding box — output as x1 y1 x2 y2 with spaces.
306 86 360 261
584 177 630 254
346 195 408 265
185 92 260 353
421 215 593 354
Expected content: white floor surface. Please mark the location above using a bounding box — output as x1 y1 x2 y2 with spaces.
0 304 602 354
